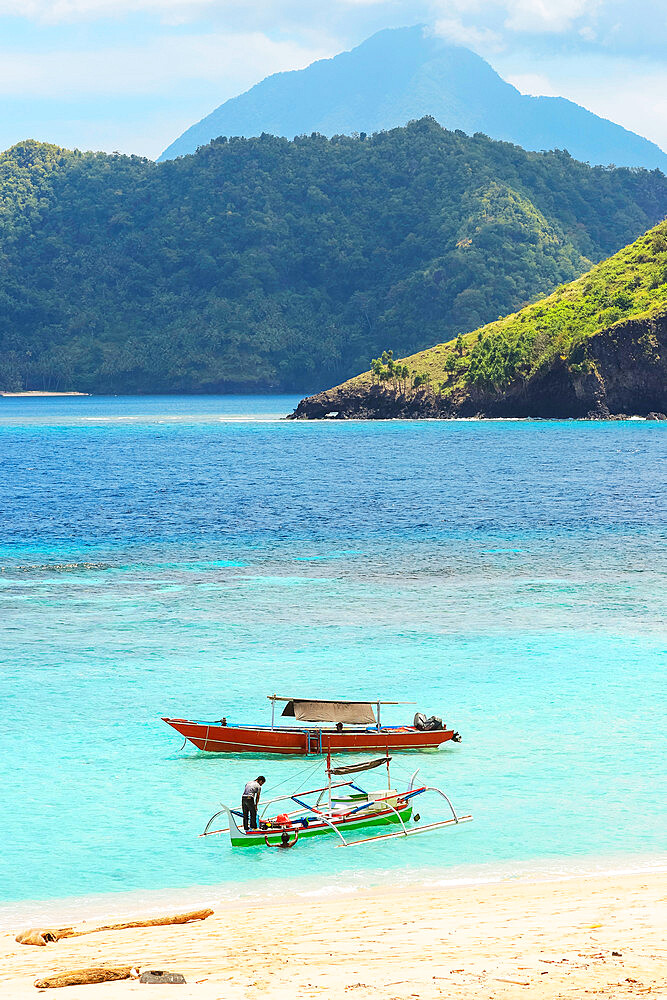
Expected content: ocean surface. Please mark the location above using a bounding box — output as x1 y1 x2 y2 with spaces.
1 395 665 925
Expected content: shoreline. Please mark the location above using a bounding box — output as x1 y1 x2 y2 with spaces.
1 391 666 424
1 869 664 998
3 850 665 931
1 390 665 421
0 391 90 397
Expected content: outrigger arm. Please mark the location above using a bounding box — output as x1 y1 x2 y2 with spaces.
335 785 470 848
338 812 473 848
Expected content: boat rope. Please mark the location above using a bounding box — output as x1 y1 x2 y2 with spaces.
265 758 321 797
178 738 187 752
387 760 422 781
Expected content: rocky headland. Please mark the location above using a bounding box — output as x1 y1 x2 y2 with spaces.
289 312 667 420
291 219 667 421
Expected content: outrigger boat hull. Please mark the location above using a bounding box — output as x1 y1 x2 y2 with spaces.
162 719 457 755
201 753 472 850
226 803 414 846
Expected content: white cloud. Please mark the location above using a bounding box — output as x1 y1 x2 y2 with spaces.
505 71 560 96
432 17 501 49
0 0 217 22
0 31 329 97
428 0 606 37
503 0 598 34
427 0 667 53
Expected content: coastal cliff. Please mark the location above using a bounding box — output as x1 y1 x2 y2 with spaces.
290 312 667 419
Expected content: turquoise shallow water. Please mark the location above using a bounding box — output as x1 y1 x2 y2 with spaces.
1 396 665 919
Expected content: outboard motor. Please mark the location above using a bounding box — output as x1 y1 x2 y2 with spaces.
414 712 444 731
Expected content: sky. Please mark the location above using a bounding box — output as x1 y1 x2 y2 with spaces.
1 0 666 161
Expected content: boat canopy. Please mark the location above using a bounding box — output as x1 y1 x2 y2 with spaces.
281 699 377 725
329 756 392 776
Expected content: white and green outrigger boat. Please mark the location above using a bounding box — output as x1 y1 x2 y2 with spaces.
201 752 472 849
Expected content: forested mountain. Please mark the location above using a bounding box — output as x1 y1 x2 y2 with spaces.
159 26 667 172
2 118 667 394
292 222 667 419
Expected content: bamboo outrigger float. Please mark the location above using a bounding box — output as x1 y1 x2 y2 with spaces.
201 751 472 849
164 694 461 755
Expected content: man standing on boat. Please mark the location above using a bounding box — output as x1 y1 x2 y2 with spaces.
241 775 265 831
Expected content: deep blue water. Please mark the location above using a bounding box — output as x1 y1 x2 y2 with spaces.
1 396 665 916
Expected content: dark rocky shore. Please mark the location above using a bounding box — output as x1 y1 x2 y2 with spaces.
289 313 667 420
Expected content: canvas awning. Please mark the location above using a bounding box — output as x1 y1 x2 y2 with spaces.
329 757 391 776
281 699 377 725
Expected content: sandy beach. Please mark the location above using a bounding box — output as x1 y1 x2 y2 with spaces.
1 871 664 999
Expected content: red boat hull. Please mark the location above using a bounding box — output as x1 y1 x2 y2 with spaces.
162 718 457 754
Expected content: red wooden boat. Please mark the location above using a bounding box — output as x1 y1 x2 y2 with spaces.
162 695 461 755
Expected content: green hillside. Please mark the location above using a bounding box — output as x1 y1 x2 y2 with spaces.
1 118 667 393
359 221 667 397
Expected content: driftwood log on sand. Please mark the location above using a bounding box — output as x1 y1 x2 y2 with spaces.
34 966 136 988
17 907 213 946
17 930 72 947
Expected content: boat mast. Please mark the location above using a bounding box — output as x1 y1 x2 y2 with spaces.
327 740 332 814
270 695 275 731
377 700 381 731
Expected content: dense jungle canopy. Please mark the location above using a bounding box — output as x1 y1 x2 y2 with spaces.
1 117 667 392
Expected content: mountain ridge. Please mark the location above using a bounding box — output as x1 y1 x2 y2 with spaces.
2 120 667 394
159 26 667 172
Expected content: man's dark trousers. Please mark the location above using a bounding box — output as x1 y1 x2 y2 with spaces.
242 795 257 831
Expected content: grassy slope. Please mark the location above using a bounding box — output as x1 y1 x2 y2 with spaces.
349 220 667 393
